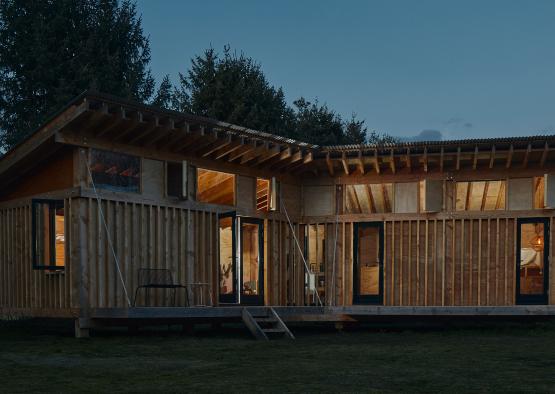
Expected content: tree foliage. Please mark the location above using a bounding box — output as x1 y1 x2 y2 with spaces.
166 47 397 146
0 0 154 150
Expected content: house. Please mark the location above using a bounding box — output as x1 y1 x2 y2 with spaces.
1 91 554 337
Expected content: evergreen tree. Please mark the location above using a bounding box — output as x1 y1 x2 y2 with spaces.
173 47 294 136
0 0 154 151
291 98 345 145
151 75 173 110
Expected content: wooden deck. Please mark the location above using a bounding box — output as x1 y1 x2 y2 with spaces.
89 305 555 323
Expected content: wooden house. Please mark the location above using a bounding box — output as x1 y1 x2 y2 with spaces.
1 91 555 337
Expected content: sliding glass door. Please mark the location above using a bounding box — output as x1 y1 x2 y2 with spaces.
218 215 264 305
516 218 549 304
240 218 264 305
353 222 384 305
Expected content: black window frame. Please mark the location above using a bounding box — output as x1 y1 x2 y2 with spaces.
32 199 65 271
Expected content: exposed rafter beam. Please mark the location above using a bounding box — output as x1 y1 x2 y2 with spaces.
213 137 245 160
97 106 127 138
423 147 428 173
197 134 233 157
406 148 411 172
326 152 335 176
374 149 380 174
489 145 496 169
341 152 350 175
357 150 365 175
456 147 461 171
506 144 514 169
522 143 531 168
389 149 396 174
472 146 479 170
128 116 161 145
440 147 444 172
540 142 549 168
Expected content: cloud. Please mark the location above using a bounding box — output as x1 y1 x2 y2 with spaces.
397 129 443 142
445 117 473 129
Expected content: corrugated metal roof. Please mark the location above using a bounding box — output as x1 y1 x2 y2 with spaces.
323 135 555 152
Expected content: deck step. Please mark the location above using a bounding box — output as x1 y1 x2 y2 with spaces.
241 307 295 341
262 328 285 333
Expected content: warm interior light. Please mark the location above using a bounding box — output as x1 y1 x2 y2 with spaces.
530 226 544 252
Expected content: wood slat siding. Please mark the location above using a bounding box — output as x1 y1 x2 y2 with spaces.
82 198 219 308
0 200 74 317
304 216 550 307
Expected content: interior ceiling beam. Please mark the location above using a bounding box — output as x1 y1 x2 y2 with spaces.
326 152 334 176
341 152 349 175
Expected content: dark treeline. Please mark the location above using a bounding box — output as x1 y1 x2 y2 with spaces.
0 0 395 152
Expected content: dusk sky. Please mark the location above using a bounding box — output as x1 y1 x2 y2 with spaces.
135 0 555 141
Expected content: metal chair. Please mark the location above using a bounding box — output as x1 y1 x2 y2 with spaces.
133 268 188 307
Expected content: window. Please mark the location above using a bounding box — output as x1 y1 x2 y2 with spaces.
90 149 140 193
455 180 506 211
256 178 275 212
167 161 185 199
32 200 65 270
197 168 235 206
308 224 325 302
345 184 393 214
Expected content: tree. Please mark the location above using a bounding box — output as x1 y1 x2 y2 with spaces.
0 0 154 151
151 75 173 110
291 98 345 145
173 47 294 136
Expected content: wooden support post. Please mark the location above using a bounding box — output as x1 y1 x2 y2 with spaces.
75 318 90 339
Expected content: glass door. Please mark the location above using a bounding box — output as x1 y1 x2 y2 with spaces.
218 213 237 304
240 218 264 305
353 222 384 304
516 218 549 304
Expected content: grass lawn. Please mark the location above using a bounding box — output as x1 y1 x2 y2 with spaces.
1 319 555 393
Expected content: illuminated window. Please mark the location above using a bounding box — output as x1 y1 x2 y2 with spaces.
455 180 506 211
197 168 235 206
345 184 393 213
32 200 65 270
90 149 140 193
256 178 271 212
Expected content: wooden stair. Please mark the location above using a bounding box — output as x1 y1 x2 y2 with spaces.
241 307 295 340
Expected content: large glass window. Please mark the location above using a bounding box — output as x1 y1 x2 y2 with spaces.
90 149 140 193
345 184 393 214
32 200 65 270
518 222 546 296
197 168 235 206
455 180 506 211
